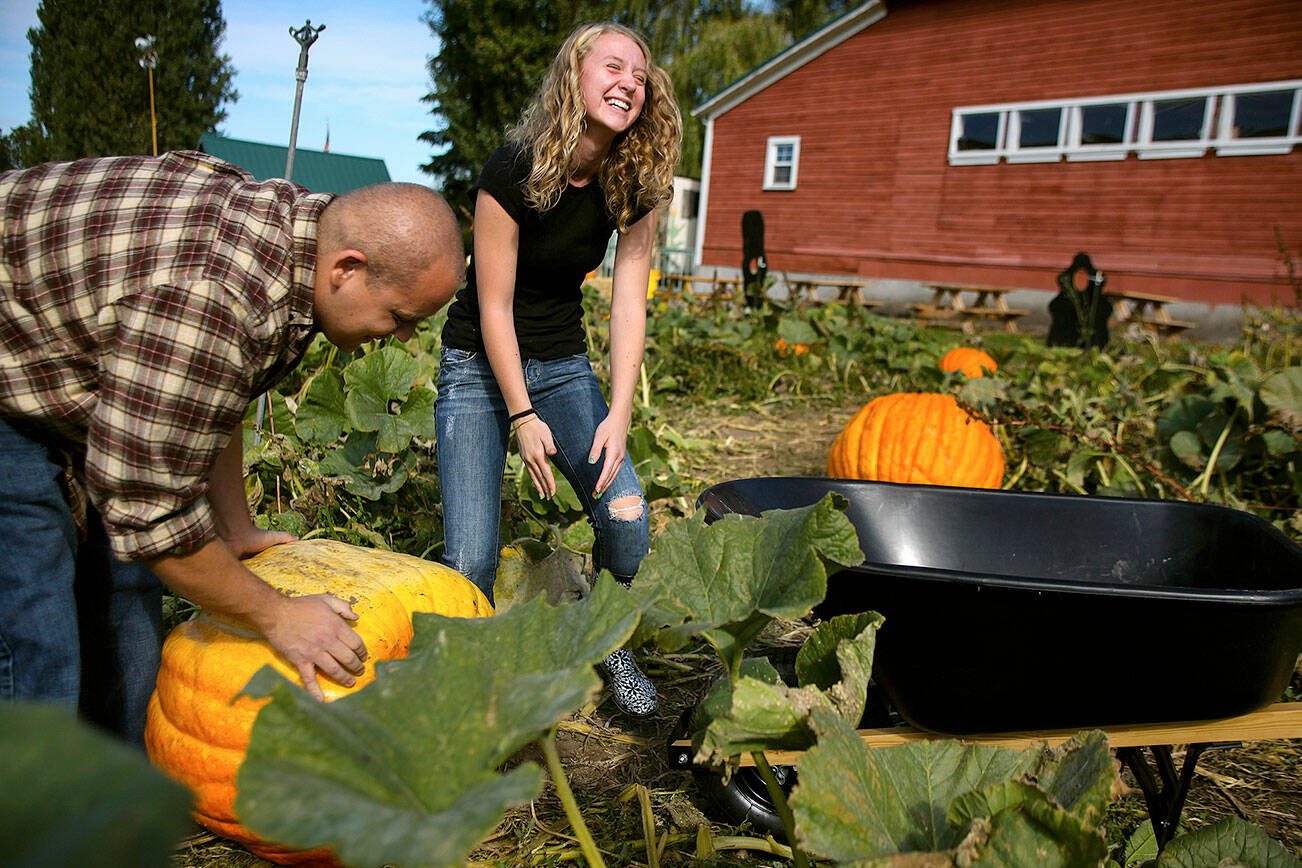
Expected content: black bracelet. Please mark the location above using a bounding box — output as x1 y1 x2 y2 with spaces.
508 407 537 424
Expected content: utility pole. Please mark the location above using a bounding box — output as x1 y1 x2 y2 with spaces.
134 35 158 156
284 20 324 182
257 20 325 445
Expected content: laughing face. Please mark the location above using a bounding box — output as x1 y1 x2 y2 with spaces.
578 30 647 137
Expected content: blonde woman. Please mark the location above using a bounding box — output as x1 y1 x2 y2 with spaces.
435 22 681 716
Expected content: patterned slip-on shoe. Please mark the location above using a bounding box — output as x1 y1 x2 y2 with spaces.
600 648 658 717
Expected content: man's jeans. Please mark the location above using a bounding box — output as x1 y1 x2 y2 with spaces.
0 416 164 747
435 349 650 602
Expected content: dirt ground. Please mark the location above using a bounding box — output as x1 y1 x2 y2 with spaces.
173 395 1301 865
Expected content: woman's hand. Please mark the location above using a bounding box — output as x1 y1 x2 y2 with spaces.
588 412 631 498
516 415 558 499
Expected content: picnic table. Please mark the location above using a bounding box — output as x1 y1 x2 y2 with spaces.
783 275 883 309
1105 289 1195 339
911 284 1029 334
657 272 743 308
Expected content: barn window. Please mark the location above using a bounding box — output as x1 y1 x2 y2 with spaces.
1138 96 1213 158
1007 108 1065 162
763 136 801 190
949 79 1301 166
1216 87 1301 156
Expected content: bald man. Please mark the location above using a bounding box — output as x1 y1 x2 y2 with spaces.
0 151 464 743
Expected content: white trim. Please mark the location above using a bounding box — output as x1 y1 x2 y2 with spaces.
693 1 886 120
693 117 715 270
763 135 801 190
948 79 1302 165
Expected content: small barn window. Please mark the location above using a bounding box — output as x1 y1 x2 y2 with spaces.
1008 108 1065 163
763 136 801 190
950 111 1003 165
1067 102 1133 162
1217 87 1300 156
949 79 1300 166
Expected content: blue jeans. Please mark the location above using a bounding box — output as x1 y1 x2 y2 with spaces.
0 416 164 747
435 348 650 603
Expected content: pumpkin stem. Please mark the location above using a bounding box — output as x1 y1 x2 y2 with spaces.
752 751 811 868
540 728 607 868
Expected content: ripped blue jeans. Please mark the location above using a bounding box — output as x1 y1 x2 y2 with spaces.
434 348 649 603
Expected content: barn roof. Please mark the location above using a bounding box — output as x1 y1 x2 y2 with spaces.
198 132 391 193
693 0 886 121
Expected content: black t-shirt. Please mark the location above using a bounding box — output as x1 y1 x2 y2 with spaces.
441 144 645 360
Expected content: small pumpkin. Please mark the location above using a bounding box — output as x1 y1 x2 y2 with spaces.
145 539 492 864
939 347 998 378
828 392 1004 488
775 337 810 356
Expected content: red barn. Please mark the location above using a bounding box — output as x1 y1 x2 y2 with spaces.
693 0 1301 314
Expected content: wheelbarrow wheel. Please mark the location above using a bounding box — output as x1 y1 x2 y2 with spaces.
696 763 796 840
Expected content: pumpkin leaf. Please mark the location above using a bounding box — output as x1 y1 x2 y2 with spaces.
693 612 882 764
294 366 349 444
1259 367 1302 428
790 709 1040 860
237 577 640 868
343 347 438 451
0 703 191 868
629 494 862 664
1155 815 1298 867
319 431 409 500
1157 396 1216 439
957 794 1110 867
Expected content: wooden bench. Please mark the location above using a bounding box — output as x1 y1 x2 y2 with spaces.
1105 290 1195 340
957 306 1031 334
916 284 1028 334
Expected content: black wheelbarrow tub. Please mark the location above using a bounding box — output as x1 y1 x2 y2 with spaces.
698 477 1302 735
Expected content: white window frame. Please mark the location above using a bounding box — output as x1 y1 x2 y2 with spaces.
1136 93 1215 159
1007 106 1069 163
763 135 801 190
1067 101 1135 162
1215 83 1302 156
949 111 1005 166
948 79 1302 166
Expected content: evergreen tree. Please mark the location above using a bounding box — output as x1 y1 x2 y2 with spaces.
771 0 861 41
6 0 237 167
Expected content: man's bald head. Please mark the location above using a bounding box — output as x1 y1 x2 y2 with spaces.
317 183 465 290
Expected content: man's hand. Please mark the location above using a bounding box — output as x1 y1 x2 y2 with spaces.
150 537 370 701
259 593 368 701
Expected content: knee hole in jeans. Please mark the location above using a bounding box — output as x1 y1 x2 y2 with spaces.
606 495 643 522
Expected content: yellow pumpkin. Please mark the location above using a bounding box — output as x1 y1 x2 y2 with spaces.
828 392 1004 488
145 539 492 864
938 347 998 378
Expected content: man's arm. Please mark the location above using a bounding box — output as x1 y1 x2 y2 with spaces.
207 421 296 558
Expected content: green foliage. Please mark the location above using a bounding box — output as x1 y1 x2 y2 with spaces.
236 577 641 867
629 493 863 670
0 703 193 867
10 0 237 165
791 714 1115 864
1155 815 1301 867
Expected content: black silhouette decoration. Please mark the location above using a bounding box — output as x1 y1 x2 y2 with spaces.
1047 252 1112 349
741 210 767 309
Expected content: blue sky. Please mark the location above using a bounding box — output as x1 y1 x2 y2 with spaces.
0 0 439 184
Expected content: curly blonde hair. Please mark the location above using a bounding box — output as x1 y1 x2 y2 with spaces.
508 22 682 233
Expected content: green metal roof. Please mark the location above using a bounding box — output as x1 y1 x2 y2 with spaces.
199 132 391 193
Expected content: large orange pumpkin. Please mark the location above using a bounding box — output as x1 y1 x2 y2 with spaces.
828 392 1004 488
939 347 998 378
145 539 492 864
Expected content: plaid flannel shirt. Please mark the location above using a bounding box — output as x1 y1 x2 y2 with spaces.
0 151 333 561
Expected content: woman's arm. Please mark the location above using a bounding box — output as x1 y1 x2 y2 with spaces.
590 208 657 496
474 190 558 499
